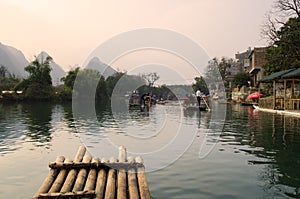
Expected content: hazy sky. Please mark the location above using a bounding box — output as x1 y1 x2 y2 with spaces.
0 0 274 72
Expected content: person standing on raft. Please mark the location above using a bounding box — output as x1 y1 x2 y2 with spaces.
196 90 201 107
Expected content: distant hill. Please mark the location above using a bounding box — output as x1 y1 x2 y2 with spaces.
85 57 116 78
0 42 28 77
0 43 66 85
37 51 66 85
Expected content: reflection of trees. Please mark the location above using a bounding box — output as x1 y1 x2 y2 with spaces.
223 104 300 198
0 103 25 154
62 102 76 129
22 102 53 145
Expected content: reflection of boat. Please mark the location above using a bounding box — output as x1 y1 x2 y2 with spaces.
185 105 207 111
242 101 258 106
156 101 165 105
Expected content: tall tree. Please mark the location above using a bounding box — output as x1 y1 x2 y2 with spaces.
205 57 233 89
262 0 300 43
25 56 53 85
192 76 209 95
14 55 54 99
142 72 160 87
61 67 80 89
232 72 251 89
264 17 300 74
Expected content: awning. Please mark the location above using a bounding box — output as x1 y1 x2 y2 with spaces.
282 68 300 78
258 68 296 83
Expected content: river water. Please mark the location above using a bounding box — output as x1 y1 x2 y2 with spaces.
0 101 300 199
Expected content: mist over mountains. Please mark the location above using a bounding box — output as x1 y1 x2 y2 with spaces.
0 42 116 85
36 51 66 85
85 57 116 78
0 42 28 77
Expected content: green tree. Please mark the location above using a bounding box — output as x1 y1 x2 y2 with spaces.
264 17 300 75
205 57 233 89
0 65 7 78
96 75 108 101
106 72 125 97
0 66 21 92
233 72 251 89
72 68 107 100
61 67 80 89
25 56 53 85
14 55 54 100
192 76 209 95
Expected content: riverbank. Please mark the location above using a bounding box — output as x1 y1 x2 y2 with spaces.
253 105 300 118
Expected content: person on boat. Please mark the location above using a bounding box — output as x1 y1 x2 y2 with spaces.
196 90 201 107
140 92 150 106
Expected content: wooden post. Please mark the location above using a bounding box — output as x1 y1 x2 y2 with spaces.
292 80 295 98
48 158 73 193
127 157 139 199
72 154 92 191
104 157 117 199
284 79 287 110
33 156 65 198
60 146 87 192
117 146 127 199
136 156 151 199
95 158 108 199
273 80 276 109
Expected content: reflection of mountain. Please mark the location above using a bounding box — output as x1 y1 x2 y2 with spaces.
85 57 116 78
37 51 66 85
0 42 28 77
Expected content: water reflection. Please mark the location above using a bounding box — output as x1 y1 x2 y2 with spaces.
222 104 300 198
0 102 300 198
21 102 53 147
0 103 26 155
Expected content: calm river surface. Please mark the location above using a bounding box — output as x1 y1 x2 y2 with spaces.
0 101 300 199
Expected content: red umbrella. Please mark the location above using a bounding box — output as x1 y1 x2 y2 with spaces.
247 92 263 99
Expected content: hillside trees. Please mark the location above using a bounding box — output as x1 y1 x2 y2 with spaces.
0 65 20 91
15 56 54 100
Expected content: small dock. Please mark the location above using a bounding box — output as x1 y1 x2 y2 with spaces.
33 146 151 199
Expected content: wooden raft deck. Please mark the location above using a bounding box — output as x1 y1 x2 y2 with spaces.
33 146 151 199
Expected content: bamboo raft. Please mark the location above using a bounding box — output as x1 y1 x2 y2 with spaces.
33 146 151 199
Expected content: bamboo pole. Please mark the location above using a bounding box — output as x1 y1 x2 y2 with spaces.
72 153 92 191
104 157 117 199
60 146 87 192
136 156 151 199
117 146 127 199
202 96 210 111
36 190 95 198
94 158 108 199
48 158 73 193
48 161 142 170
84 157 99 191
33 156 65 198
127 157 139 199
